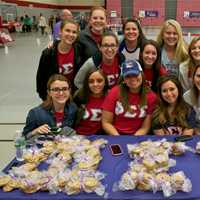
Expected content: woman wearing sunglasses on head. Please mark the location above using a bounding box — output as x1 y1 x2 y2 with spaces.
102 60 157 135
23 74 77 139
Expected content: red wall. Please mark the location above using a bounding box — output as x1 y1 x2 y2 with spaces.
134 0 165 26
176 0 200 27
105 0 121 24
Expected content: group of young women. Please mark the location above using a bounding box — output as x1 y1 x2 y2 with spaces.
23 6 200 138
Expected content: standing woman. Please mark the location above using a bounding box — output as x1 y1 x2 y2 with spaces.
157 19 188 76
179 37 200 91
23 74 77 139
139 39 166 92
119 18 146 61
79 6 107 64
184 65 200 134
74 32 125 89
102 60 157 135
152 75 195 135
36 19 82 100
73 69 109 135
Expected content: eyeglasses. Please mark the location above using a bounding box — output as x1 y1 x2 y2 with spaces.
49 87 69 93
101 44 117 49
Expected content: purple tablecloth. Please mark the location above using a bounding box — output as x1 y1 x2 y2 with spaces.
1 135 200 200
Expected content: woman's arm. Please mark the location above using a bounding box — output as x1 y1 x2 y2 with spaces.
135 114 152 135
182 128 193 135
153 129 165 135
102 110 119 135
74 58 95 89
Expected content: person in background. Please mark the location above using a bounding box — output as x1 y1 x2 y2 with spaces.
102 60 157 135
119 18 146 61
179 37 200 91
152 75 195 135
48 15 55 34
184 65 200 134
74 31 125 89
53 9 73 40
157 19 188 76
139 39 166 92
79 15 88 30
38 13 47 35
23 74 77 139
78 6 107 64
73 69 109 135
36 19 82 100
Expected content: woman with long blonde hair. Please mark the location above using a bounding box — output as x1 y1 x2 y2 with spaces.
157 19 188 76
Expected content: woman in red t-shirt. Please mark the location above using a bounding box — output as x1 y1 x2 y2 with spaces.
73 69 109 135
102 60 157 135
139 39 166 92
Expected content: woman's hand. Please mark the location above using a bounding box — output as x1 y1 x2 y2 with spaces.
32 124 50 135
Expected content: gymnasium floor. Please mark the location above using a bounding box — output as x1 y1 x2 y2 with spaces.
0 32 48 170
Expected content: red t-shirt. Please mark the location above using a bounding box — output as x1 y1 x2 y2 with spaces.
144 66 167 88
101 56 120 88
57 47 74 81
76 95 105 135
102 86 157 135
54 111 64 127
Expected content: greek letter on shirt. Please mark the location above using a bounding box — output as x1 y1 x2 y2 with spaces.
115 101 147 118
83 108 102 121
59 63 73 75
107 73 119 87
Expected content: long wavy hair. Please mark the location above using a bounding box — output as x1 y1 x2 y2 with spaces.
152 75 191 128
139 39 161 92
191 65 200 105
41 74 72 110
157 19 188 64
73 68 109 124
187 37 200 78
122 18 146 48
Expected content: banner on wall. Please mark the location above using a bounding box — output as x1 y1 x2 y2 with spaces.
184 11 200 18
139 10 158 18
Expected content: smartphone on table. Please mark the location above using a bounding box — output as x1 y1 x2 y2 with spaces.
110 144 123 156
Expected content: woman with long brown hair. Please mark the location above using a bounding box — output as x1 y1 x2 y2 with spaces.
152 75 195 135
102 60 157 135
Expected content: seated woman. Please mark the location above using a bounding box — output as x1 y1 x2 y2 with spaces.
139 39 166 92
152 75 195 135
23 74 77 139
74 31 125 89
184 65 200 134
102 60 157 135
73 69 109 135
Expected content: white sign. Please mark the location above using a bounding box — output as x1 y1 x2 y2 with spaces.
110 10 117 18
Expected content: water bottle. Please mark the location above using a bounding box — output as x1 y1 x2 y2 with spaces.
14 131 26 161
